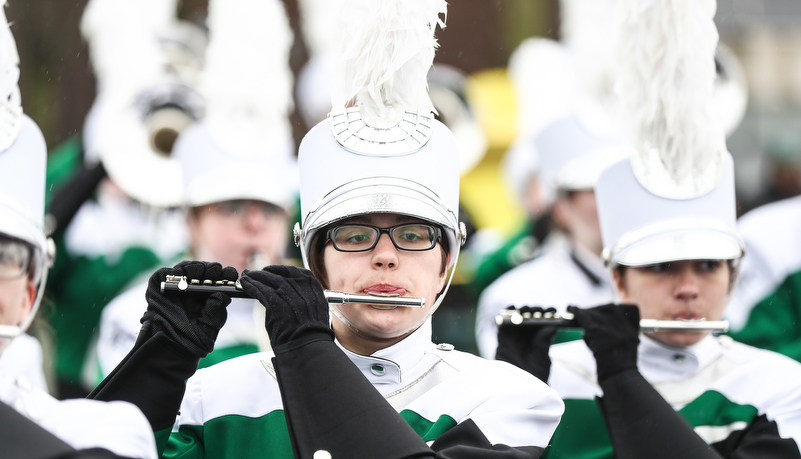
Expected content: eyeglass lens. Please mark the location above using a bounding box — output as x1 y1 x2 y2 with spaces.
331 224 438 252
0 239 30 280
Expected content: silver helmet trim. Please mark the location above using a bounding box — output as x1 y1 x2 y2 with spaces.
330 107 434 157
604 216 745 268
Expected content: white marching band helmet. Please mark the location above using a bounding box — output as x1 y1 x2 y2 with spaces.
176 0 297 212
0 2 55 340
81 0 206 208
596 0 745 269
295 0 465 329
533 104 629 197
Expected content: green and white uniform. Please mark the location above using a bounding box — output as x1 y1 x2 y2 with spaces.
45 139 188 393
164 320 563 458
543 334 801 458
726 196 801 361
0 374 157 458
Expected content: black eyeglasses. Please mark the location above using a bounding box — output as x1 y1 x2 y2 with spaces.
327 223 442 252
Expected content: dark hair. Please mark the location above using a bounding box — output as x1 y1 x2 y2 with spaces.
307 222 450 289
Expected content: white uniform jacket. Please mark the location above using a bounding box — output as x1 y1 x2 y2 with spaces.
0 374 157 458
544 334 801 458
164 320 564 458
0 333 48 392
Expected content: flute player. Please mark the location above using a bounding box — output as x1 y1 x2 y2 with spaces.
90 0 564 457
0 3 156 455
497 0 801 457
92 0 298 381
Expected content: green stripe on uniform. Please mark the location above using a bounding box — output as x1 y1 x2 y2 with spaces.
729 270 801 363
198 344 261 369
164 411 293 459
399 410 458 442
163 409 458 458
544 391 758 458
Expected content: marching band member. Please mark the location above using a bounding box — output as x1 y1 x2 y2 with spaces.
46 0 203 397
724 195 801 361
93 0 298 380
499 0 801 457
475 107 627 359
0 4 156 455
90 0 563 457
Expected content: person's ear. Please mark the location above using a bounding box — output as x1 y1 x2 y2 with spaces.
17 279 36 325
613 268 629 302
437 253 451 291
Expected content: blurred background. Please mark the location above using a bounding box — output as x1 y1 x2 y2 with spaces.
7 0 801 354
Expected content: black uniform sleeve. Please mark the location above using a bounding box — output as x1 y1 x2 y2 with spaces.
46 161 106 235
89 261 236 432
88 326 200 432
272 334 545 459
596 369 723 459
0 400 131 459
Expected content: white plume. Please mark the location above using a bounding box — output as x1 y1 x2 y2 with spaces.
202 0 294 158
332 0 447 122
508 38 578 138
0 0 22 152
615 0 726 197
81 0 179 100
560 0 619 106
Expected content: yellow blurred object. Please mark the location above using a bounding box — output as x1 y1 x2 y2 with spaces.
460 68 526 236
465 68 518 150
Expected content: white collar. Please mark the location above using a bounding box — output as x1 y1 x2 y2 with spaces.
638 334 723 380
336 320 433 385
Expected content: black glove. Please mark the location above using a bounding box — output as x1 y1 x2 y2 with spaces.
567 303 640 382
141 260 237 358
239 265 334 352
495 306 559 382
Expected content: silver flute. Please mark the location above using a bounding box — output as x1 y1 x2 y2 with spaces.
496 309 729 333
160 275 426 308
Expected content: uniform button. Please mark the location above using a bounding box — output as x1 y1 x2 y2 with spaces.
313 450 332 459
673 354 686 364
15 375 32 391
436 343 454 351
718 335 734 348
371 364 386 376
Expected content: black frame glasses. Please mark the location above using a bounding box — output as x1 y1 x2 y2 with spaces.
327 223 442 252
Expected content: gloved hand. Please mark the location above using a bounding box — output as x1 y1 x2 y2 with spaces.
141 261 237 358
567 303 640 382
495 306 559 382
239 265 334 351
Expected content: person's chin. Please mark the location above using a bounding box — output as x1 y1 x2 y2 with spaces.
649 331 708 348
357 317 414 340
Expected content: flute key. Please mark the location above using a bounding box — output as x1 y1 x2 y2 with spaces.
160 275 426 308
